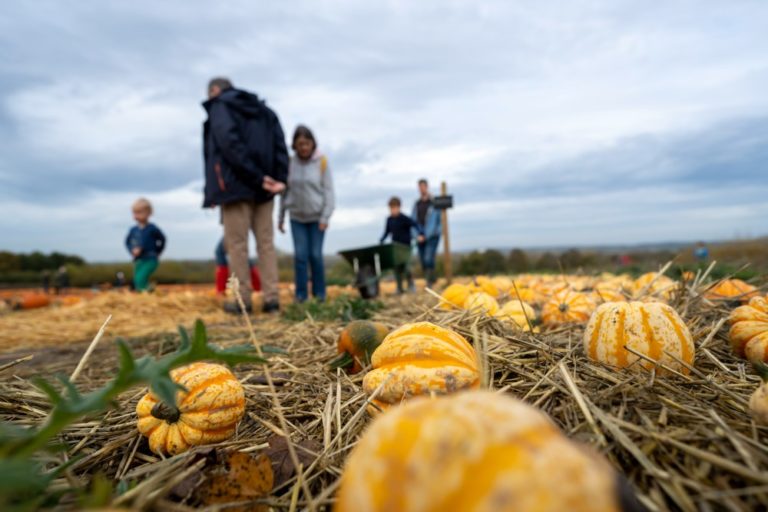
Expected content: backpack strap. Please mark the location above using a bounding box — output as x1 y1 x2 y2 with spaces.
320 156 328 175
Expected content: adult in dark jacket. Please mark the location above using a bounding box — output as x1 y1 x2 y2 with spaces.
202 77 288 313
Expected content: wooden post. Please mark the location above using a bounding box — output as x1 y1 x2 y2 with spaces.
440 181 452 284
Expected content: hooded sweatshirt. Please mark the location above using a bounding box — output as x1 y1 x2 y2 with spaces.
202 88 289 207
278 151 335 225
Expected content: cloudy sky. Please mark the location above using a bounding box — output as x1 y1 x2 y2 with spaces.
1 1 767 261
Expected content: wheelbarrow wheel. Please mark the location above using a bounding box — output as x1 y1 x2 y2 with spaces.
356 265 379 299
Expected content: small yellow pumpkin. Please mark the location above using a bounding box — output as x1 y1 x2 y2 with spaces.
508 284 536 303
632 272 677 300
136 362 245 455
362 322 479 412
541 290 594 326
464 291 500 316
749 362 768 424
438 283 470 310
705 278 759 303
584 301 694 375
474 276 499 297
495 300 537 331
491 276 513 296
335 391 625 512
729 295 768 362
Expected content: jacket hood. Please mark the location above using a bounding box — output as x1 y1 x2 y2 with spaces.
203 88 265 117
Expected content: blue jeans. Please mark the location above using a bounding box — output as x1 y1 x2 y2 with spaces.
291 220 326 301
418 236 440 269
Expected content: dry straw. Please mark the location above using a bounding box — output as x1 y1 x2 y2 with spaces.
0 279 767 510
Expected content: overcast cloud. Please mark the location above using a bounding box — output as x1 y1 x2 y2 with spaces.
1 0 766 261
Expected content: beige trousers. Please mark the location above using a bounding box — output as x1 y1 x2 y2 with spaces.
222 200 279 304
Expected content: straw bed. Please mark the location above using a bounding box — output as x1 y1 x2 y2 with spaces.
1 285 767 511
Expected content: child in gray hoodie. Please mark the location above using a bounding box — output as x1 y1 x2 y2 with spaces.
278 125 335 302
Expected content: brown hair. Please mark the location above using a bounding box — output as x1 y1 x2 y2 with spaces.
388 197 401 207
292 124 317 152
207 77 233 93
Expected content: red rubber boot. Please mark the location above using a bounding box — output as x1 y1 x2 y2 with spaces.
250 265 262 292
215 265 229 295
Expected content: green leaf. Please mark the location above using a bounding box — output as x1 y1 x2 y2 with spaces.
56 375 81 402
31 378 63 406
178 325 191 351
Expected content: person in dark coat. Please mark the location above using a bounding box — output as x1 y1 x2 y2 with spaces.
202 77 289 314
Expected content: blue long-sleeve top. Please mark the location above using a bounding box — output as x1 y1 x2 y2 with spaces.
380 213 423 245
126 223 166 260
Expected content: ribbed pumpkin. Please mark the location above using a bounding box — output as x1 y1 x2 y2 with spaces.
330 320 389 374
541 290 594 326
464 291 500 316
136 362 245 455
439 283 470 310
335 391 625 512
584 301 694 375
495 300 536 331
705 279 759 303
362 322 479 412
508 284 536 303
728 296 768 362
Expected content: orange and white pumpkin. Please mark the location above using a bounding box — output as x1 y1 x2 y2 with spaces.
541 290 594 326
335 391 626 512
136 362 245 455
362 322 479 412
728 296 768 362
584 301 694 375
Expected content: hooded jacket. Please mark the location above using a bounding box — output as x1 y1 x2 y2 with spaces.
202 88 289 207
278 151 335 225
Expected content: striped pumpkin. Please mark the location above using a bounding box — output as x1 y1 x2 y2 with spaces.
335 391 626 512
136 362 245 455
362 322 479 412
541 290 594 326
729 296 768 362
583 301 694 375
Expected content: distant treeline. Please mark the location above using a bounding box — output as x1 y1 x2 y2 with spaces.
0 251 85 272
451 238 768 281
1 238 765 288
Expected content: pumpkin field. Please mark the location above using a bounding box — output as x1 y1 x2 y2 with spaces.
1 267 768 511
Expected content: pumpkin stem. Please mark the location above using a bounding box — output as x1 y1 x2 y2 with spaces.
558 303 568 313
328 352 355 370
753 361 768 383
151 401 181 423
